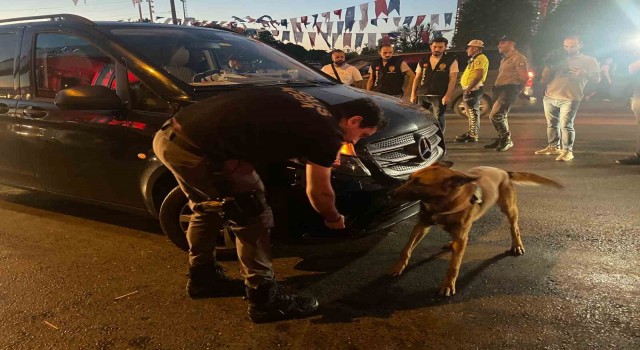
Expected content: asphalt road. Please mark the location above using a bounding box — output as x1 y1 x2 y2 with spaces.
1 102 638 349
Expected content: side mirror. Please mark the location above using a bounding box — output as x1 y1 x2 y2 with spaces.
55 86 124 111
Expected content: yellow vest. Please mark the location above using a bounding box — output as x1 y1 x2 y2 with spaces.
461 53 489 89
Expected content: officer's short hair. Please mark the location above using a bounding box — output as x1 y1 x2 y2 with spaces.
379 44 394 51
430 37 449 46
330 98 387 129
331 49 345 56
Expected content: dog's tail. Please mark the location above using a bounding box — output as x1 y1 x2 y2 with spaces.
507 172 563 189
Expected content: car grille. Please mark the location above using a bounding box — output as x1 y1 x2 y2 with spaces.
366 125 444 178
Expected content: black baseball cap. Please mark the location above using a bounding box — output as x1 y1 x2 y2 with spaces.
498 35 516 43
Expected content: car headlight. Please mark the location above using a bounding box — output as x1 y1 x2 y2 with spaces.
333 143 371 177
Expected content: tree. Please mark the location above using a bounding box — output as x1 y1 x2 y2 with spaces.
533 0 638 66
393 24 431 52
257 30 279 47
452 0 536 49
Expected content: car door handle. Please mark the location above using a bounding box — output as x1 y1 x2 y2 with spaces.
23 106 48 119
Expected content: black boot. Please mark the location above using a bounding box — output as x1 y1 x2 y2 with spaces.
246 281 319 323
186 262 245 298
495 136 514 152
454 132 478 143
484 138 501 149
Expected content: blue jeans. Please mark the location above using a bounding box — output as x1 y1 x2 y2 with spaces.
543 96 581 152
418 95 446 133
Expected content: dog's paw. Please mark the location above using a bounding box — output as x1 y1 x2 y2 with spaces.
389 261 407 276
510 244 525 255
438 285 456 297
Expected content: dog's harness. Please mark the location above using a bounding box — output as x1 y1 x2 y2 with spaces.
430 183 483 217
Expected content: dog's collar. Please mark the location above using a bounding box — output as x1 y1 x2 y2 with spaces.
432 183 483 217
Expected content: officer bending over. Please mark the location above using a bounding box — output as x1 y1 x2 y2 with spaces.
152 87 386 323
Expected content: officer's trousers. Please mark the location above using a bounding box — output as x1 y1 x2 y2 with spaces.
489 84 520 138
152 124 275 288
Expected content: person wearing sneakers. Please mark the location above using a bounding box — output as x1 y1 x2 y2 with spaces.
535 36 600 161
455 39 489 143
152 87 386 323
616 57 640 165
484 35 529 152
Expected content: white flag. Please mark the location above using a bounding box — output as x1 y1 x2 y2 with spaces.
368 33 377 48
359 3 369 31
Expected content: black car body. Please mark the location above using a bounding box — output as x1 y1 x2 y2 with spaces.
0 15 444 249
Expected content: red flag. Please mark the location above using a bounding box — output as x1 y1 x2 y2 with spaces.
421 30 430 43
374 0 388 18
301 16 308 24
381 33 391 45
415 15 426 27
333 9 342 19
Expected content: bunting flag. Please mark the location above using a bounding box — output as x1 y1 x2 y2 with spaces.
321 33 330 47
403 16 413 27
444 13 453 26
315 22 323 33
430 14 439 25
393 17 401 26
415 15 426 27
290 18 302 32
355 33 364 48
281 19 288 28
345 6 356 32
326 21 334 35
337 21 344 34
232 16 246 22
312 14 318 27
282 31 290 42
374 0 389 18
367 33 377 48
343 33 353 48
333 9 342 19
321 12 330 22
331 33 339 48
359 3 369 31
73 0 79 5
309 32 317 47
301 16 308 28
294 31 303 43
163 18 173 24
270 20 279 29
131 0 140 6
245 16 256 23
388 0 400 15
382 18 388 23
370 19 378 26
271 30 280 37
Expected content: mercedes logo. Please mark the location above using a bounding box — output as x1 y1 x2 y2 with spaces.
414 134 431 161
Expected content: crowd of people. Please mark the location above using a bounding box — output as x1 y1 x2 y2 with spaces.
322 35 640 164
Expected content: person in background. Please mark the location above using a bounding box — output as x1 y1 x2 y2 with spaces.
534 36 600 161
616 57 640 165
454 39 489 143
483 35 529 152
366 44 415 99
321 49 363 86
410 37 459 134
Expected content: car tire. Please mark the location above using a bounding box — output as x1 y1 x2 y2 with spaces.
453 94 492 118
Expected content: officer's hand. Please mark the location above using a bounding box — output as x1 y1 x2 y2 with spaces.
442 95 451 105
324 215 346 230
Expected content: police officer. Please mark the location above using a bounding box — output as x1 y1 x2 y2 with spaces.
366 44 415 99
410 37 459 134
455 39 489 143
152 87 386 323
484 35 530 152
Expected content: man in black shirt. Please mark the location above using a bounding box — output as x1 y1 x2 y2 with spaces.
152 87 386 323
366 44 415 99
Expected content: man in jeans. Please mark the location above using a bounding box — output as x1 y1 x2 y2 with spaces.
616 57 640 165
455 39 489 142
535 36 600 161
410 37 459 134
153 87 385 323
484 35 529 152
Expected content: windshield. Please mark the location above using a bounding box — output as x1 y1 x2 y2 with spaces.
106 26 332 87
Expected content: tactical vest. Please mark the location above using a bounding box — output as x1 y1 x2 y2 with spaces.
416 53 456 96
371 57 405 96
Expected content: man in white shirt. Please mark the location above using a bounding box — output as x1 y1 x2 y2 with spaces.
321 49 363 86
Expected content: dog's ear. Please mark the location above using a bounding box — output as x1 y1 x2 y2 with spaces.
435 161 454 168
445 174 478 188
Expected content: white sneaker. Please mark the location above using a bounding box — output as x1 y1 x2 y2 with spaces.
535 145 561 155
556 151 574 161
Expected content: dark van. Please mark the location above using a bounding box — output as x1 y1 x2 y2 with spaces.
0 15 444 250
348 50 537 117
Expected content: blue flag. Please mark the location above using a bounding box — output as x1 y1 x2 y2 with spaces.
345 6 356 31
388 0 400 16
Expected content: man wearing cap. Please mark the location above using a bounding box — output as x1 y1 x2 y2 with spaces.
455 39 489 142
484 35 529 152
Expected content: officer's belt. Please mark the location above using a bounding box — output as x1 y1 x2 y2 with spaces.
161 118 205 156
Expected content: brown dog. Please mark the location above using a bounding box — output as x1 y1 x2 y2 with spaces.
390 161 562 296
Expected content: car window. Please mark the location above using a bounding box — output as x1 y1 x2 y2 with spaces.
106 27 333 87
0 32 17 98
